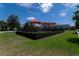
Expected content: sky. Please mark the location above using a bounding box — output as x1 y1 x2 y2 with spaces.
0 3 78 26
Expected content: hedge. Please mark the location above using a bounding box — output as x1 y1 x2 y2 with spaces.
16 31 64 40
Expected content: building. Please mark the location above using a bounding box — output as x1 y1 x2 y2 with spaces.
27 19 56 31
25 19 71 31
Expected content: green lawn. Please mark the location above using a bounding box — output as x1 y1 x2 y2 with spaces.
0 30 79 56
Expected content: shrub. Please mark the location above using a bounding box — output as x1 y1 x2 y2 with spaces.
16 30 64 40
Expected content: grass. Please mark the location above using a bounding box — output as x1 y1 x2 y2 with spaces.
0 30 79 55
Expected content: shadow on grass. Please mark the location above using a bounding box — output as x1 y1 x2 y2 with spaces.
67 38 79 44
73 32 76 34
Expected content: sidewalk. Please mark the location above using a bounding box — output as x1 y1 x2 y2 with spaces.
0 31 13 33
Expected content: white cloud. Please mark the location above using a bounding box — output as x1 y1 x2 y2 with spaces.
27 17 35 20
17 3 33 8
17 3 53 13
63 3 79 8
60 3 79 18
39 3 53 13
60 12 66 17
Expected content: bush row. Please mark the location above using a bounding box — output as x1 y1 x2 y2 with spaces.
16 31 64 40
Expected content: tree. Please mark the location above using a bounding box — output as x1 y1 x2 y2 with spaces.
24 22 32 31
7 14 20 31
73 5 79 29
0 20 7 31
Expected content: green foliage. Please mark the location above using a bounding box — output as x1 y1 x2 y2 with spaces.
0 20 7 30
24 22 33 31
7 14 20 31
73 5 79 29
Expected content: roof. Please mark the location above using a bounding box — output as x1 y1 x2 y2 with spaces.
30 19 56 26
31 19 39 22
31 19 41 24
